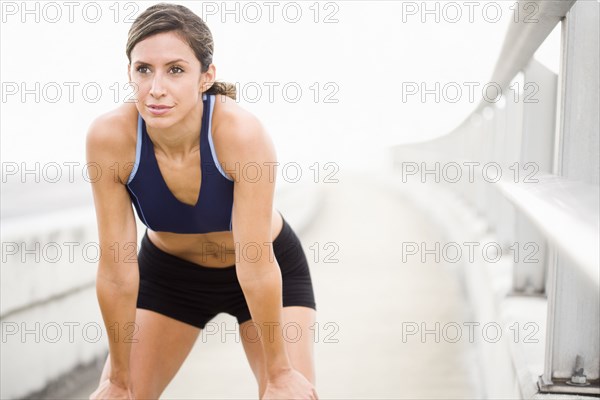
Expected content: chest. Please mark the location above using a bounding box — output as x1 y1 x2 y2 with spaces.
154 149 202 207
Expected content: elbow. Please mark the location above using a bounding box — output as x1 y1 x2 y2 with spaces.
236 259 281 288
96 260 139 295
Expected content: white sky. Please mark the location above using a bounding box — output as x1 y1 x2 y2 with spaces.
1 1 561 171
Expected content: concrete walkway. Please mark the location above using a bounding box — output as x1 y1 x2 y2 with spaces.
62 168 480 399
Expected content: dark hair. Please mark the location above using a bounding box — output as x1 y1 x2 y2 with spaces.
126 3 236 100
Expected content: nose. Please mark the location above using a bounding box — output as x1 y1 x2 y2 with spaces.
149 72 167 98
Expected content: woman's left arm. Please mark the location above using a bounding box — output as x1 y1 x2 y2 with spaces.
225 113 318 399
227 115 292 378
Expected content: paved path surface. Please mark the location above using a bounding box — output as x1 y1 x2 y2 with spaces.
61 169 481 399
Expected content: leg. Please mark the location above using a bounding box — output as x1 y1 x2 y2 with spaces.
97 308 201 399
240 306 317 398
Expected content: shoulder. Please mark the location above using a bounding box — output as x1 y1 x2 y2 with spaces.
86 102 138 184
211 94 277 181
86 102 137 147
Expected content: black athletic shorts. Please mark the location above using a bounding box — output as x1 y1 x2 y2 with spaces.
136 214 317 329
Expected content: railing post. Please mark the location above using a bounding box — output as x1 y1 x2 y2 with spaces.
539 0 600 394
512 59 557 295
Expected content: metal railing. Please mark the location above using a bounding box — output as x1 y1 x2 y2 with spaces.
390 0 598 396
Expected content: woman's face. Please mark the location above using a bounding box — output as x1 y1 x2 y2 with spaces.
128 30 213 128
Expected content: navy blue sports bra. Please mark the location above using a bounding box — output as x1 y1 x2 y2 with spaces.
125 94 235 234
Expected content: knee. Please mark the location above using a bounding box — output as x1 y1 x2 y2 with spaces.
97 354 162 400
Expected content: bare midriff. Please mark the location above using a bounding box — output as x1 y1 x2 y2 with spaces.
146 209 284 268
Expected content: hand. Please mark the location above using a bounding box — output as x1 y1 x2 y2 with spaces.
89 378 134 400
261 368 319 400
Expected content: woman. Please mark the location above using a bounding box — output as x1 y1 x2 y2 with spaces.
86 3 318 399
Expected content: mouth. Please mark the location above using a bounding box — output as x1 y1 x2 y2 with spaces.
147 104 173 110
146 104 174 115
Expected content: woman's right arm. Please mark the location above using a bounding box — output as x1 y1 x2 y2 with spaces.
86 114 139 394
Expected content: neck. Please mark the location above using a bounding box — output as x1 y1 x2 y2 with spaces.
146 100 204 160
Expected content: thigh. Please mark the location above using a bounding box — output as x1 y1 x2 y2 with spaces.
239 305 317 396
99 308 201 399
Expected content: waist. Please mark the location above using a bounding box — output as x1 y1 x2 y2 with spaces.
145 210 286 269
143 229 237 269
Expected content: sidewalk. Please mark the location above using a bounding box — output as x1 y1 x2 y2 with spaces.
62 168 480 399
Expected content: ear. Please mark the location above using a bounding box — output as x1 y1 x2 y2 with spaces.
201 64 217 92
127 64 132 82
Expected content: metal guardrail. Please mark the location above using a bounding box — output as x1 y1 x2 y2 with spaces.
390 0 599 396
495 174 599 287
485 0 576 99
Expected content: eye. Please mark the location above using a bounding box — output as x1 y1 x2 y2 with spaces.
170 66 184 74
136 66 150 74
